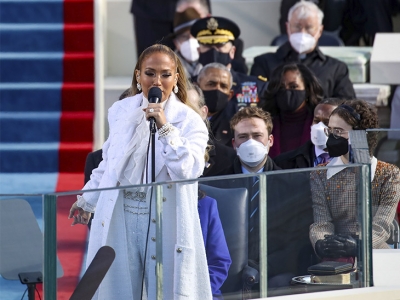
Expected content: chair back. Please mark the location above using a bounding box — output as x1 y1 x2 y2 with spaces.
199 184 249 294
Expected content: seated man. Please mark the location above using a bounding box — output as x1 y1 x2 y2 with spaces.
187 83 236 176
191 16 268 118
274 97 344 169
197 63 234 147
215 107 316 288
250 0 355 99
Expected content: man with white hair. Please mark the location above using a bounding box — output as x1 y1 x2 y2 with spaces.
250 0 355 99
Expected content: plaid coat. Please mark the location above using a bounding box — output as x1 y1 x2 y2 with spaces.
310 160 400 249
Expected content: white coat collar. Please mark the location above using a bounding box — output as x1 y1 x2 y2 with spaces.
117 92 186 124
326 156 377 181
163 92 187 124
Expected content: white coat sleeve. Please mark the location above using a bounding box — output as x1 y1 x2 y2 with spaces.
76 137 111 213
159 110 208 180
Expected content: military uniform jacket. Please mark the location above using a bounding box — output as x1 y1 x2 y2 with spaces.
227 70 268 119
250 42 355 99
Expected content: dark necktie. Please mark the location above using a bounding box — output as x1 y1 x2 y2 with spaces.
248 177 259 261
316 152 330 165
249 178 259 233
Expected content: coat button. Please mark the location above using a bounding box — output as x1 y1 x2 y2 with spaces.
176 248 182 253
162 197 166 202
167 184 172 189
151 237 156 241
101 221 104 227
152 218 156 223
151 255 156 260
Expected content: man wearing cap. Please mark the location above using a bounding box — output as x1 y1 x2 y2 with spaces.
250 1 355 99
170 8 203 78
191 16 268 119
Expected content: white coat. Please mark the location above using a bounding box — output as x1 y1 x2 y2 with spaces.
78 93 212 299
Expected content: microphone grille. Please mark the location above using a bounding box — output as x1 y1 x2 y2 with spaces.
148 87 162 103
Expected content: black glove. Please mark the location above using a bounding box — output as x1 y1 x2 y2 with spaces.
323 234 357 257
315 239 333 258
315 235 357 258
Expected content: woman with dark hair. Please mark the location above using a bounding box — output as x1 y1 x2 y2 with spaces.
310 99 400 262
69 44 211 299
263 63 324 158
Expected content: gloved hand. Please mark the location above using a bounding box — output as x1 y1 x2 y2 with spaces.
315 235 357 258
324 234 357 257
315 239 332 258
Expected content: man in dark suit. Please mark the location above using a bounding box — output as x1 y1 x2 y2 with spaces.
251 1 355 100
196 63 234 147
210 107 316 290
84 149 102 185
187 84 236 177
274 98 344 169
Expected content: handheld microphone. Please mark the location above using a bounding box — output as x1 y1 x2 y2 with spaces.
148 87 162 132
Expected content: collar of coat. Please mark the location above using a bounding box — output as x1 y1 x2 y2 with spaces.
326 156 377 181
277 41 326 62
233 155 281 174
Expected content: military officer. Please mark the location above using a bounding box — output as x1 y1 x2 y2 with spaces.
190 16 268 120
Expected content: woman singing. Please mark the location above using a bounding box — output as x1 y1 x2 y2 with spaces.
69 44 211 299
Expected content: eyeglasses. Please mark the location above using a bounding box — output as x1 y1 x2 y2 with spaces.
324 127 349 139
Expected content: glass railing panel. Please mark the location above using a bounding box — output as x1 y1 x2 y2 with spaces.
12 164 381 299
0 194 45 300
256 164 373 298
199 174 262 300
45 175 259 300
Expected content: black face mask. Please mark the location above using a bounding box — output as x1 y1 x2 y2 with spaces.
326 134 349 157
276 89 306 113
202 89 230 114
198 48 232 66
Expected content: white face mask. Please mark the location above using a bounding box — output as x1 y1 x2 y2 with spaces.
179 38 199 62
236 139 269 168
289 32 316 54
310 121 328 149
